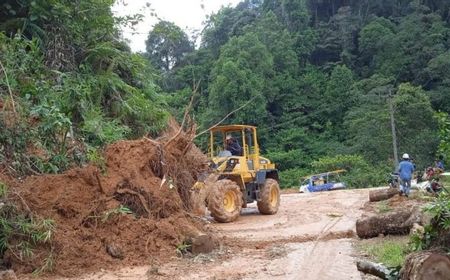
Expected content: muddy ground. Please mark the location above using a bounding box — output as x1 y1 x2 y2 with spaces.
44 189 376 280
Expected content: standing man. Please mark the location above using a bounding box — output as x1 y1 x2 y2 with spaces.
398 153 415 197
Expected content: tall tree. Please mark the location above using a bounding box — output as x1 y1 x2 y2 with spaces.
145 21 193 72
205 32 273 129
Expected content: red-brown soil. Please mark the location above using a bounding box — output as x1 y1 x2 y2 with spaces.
1 120 211 277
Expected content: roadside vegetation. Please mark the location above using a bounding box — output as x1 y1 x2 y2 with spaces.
0 182 55 274
359 237 411 268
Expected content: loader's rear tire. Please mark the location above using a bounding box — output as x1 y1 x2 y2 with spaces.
257 179 280 215
207 180 242 223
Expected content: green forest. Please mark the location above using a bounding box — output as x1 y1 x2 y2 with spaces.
2 0 450 188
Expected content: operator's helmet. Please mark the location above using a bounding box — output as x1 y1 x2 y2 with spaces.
226 134 232 140
402 153 410 160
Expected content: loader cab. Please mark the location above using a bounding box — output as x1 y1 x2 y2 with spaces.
210 125 259 159
209 125 262 173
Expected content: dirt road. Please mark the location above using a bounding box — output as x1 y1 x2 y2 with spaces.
59 189 371 280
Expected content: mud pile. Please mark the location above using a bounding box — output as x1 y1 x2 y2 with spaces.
3 120 211 276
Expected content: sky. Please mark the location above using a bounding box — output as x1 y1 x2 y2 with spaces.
113 0 241 52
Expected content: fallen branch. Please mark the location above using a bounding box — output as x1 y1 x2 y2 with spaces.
144 136 161 146
164 80 200 148
356 260 392 280
195 94 261 138
94 169 105 194
10 190 31 214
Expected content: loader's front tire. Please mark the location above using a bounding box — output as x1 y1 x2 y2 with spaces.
257 178 280 215
207 180 242 223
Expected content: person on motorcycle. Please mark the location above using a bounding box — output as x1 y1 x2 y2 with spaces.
398 153 415 197
435 157 445 173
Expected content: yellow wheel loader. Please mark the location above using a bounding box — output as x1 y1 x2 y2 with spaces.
196 125 280 223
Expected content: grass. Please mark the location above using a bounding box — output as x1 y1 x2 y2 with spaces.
358 237 410 267
376 201 392 213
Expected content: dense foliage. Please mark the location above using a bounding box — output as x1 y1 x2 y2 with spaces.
0 0 168 174
147 0 450 187
1 0 450 188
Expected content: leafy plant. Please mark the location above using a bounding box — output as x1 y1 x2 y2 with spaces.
32 249 54 275
0 183 55 273
410 192 450 251
86 205 133 225
0 182 7 197
86 146 106 171
101 205 133 223
175 241 191 257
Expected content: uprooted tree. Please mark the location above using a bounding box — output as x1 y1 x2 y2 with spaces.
0 120 216 276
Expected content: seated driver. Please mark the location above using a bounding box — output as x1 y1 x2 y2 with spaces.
225 134 243 156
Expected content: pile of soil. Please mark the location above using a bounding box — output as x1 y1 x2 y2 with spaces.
362 193 423 214
2 120 212 277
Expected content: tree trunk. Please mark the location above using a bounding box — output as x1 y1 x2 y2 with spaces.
369 188 399 202
400 251 450 280
356 207 422 238
356 260 391 280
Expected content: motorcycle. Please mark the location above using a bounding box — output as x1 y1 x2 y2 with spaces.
388 172 400 189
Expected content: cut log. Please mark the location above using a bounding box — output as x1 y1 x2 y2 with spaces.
369 188 399 202
356 260 392 280
356 207 422 238
400 251 450 280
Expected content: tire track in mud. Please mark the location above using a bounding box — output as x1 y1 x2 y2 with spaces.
213 190 369 280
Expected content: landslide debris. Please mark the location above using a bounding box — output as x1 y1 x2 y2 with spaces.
1 120 212 277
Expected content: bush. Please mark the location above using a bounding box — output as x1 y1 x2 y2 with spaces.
411 192 450 251
279 168 310 189
266 149 312 171
311 154 369 172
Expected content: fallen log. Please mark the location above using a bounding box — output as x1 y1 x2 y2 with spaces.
356 207 422 238
369 188 399 202
356 260 392 280
399 250 450 280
